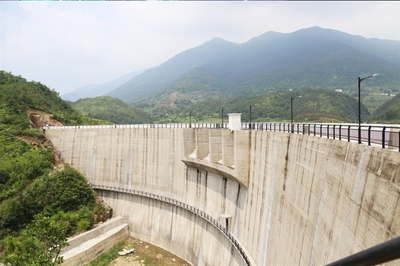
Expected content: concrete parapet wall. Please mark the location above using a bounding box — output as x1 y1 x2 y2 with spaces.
62 221 129 265
62 216 126 254
47 127 400 266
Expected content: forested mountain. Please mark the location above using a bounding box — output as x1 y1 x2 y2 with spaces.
0 71 110 264
108 38 239 102
71 96 150 124
371 94 400 123
139 88 369 124
61 69 146 101
0 71 85 126
108 26 400 105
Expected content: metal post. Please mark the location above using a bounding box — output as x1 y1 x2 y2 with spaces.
327 125 330 139
358 74 379 144
382 127 386 149
368 126 372 146
348 125 351 142
358 77 362 144
249 105 252 127
291 97 293 133
221 108 224 128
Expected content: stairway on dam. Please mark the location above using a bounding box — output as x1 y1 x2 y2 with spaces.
60 216 129 265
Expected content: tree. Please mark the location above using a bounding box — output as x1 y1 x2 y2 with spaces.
3 213 69 266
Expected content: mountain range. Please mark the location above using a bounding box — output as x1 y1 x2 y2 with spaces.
105 26 400 104
61 69 146 101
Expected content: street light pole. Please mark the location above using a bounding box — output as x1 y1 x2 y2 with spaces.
290 96 302 133
291 97 294 133
250 105 252 124
221 108 224 128
290 97 294 125
190 111 192 128
358 73 379 144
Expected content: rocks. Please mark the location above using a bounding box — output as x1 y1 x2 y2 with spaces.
118 248 135 256
109 238 189 266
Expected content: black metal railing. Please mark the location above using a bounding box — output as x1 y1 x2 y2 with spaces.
91 184 252 266
244 123 399 152
325 235 400 266
48 122 400 151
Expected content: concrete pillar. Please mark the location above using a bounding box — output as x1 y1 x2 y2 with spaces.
228 113 242 131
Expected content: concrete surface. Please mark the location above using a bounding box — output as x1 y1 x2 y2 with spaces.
61 216 129 265
47 126 400 266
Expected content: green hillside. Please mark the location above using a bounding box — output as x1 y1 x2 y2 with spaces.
370 94 400 123
135 88 370 124
0 71 110 265
71 96 150 124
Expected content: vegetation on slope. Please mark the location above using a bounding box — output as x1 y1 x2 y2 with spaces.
135 88 370 124
370 94 400 123
71 96 150 124
0 71 111 265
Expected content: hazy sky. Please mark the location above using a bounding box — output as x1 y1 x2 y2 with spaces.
1 1 399 95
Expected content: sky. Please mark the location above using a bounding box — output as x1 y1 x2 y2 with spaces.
1 1 399 95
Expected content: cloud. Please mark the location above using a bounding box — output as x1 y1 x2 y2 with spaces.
1 1 399 94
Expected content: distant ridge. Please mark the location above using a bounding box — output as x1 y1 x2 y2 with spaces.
61 69 147 101
106 26 400 103
107 38 239 102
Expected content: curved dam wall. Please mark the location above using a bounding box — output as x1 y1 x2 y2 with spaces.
47 126 400 266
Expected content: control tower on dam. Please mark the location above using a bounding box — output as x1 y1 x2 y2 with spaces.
46 123 400 266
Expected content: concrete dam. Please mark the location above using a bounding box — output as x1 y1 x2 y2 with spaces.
46 123 400 266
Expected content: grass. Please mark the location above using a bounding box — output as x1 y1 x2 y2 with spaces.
83 241 126 266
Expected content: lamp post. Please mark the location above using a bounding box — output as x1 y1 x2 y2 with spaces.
249 104 257 130
290 98 294 124
290 98 294 133
290 96 301 133
189 111 192 128
358 73 379 144
250 105 251 125
221 108 224 128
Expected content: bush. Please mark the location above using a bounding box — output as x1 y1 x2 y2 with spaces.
77 219 91 233
2 213 68 266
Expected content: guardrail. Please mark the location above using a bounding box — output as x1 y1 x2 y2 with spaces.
91 184 252 266
47 122 400 151
325 235 400 266
244 123 400 152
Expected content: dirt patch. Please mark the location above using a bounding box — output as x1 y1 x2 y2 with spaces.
110 238 190 266
28 110 63 128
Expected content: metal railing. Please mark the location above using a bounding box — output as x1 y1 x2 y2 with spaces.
91 184 252 266
244 123 400 151
325 235 400 266
48 122 400 151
